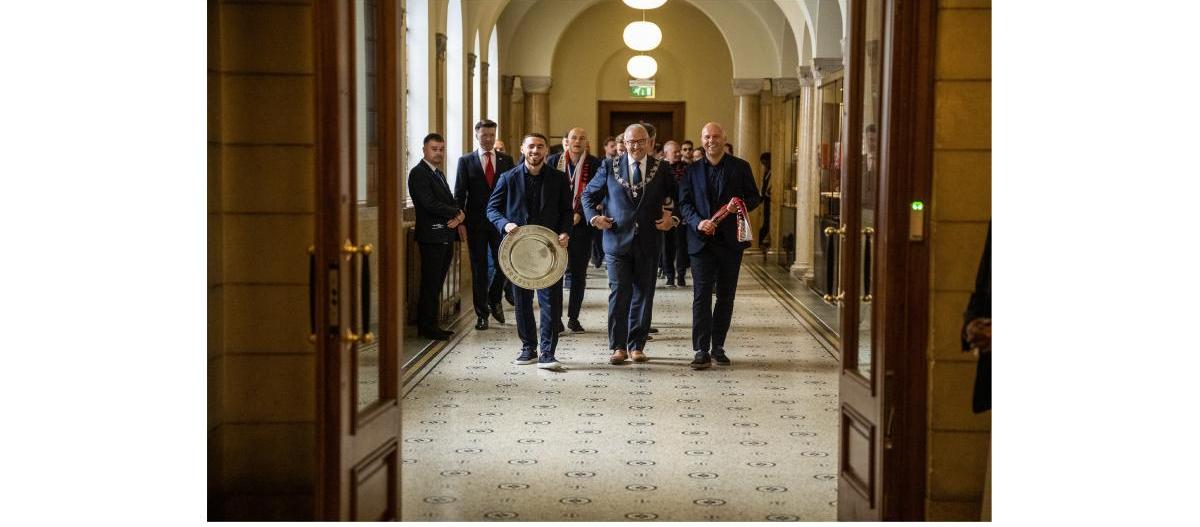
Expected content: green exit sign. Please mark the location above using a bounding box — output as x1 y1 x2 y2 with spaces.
629 79 656 98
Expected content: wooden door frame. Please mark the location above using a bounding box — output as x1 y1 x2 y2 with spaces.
837 0 936 520
314 0 405 520
877 0 935 520
596 100 685 145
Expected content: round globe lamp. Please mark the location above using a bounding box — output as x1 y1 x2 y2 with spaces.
622 21 662 51
626 55 658 79
622 0 668 9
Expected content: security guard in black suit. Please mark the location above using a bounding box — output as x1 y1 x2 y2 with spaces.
408 133 464 341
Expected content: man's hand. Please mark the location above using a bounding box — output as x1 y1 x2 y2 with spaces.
447 211 465 229
726 201 739 214
504 222 519 234
966 318 991 352
558 233 570 247
573 212 582 225
698 219 716 236
654 208 673 231
592 215 615 230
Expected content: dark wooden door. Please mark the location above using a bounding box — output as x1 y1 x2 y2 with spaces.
836 0 934 520
597 101 685 144
314 0 404 520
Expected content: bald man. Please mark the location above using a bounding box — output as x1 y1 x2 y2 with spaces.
546 127 602 333
678 122 762 369
583 123 675 365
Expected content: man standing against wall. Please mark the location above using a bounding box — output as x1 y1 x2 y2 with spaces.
583 124 675 365
408 133 464 340
487 133 573 370
454 120 515 330
678 123 762 368
547 128 601 333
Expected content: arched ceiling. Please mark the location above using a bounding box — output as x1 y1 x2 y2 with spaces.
489 0 843 79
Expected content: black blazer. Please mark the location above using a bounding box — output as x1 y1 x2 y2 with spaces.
678 154 762 254
408 161 460 244
963 223 991 413
453 149 515 233
581 155 674 257
486 163 572 238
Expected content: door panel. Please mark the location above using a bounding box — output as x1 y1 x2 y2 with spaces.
315 0 403 520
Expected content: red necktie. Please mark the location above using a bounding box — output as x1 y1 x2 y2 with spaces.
484 151 495 188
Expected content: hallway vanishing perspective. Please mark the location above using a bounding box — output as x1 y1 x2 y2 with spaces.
399 266 839 521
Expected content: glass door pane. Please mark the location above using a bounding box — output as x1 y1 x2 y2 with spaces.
852 0 885 381
355 0 383 411
814 77 845 340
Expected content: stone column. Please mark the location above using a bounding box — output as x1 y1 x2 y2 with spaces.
480 61 490 122
522 75 552 136
732 78 764 165
771 77 802 256
791 65 817 280
507 75 524 150
467 52 477 134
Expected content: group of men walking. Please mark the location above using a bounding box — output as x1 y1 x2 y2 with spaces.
408 119 761 372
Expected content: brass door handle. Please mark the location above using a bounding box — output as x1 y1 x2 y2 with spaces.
342 239 374 255
823 291 845 304
862 227 874 303
343 328 376 344
823 225 847 237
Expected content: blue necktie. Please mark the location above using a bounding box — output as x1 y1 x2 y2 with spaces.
632 160 642 186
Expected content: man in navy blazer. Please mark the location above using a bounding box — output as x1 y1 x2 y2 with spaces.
678 122 762 369
454 119 516 331
583 124 675 365
546 127 602 334
486 133 573 370
408 133 465 341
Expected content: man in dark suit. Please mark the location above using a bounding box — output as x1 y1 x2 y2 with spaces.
408 133 464 341
546 127 601 334
486 133 573 370
678 122 762 369
454 119 515 330
583 124 675 365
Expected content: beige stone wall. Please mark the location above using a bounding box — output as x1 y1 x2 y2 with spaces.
548 0 735 150
209 0 317 520
926 0 991 520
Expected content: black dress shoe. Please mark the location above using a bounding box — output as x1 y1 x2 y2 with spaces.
567 319 585 332
556 320 566 334
677 276 686 287
490 302 506 324
504 289 515 306
690 351 712 370
648 327 659 334
475 316 489 330
712 350 731 366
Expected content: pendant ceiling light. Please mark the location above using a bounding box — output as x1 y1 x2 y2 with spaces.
626 55 658 79
622 0 667 9
622 20 662 51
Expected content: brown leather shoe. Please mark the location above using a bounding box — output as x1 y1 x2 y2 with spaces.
630 350 648 362
609 350 628 364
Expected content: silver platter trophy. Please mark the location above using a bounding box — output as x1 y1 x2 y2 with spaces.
497 224 568 290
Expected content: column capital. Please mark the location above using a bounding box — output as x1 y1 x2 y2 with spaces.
796 65 814 86
771 77 802 97
810 57 843 82
732 78 766 96
467 53 477 76
510 76 526 102
521 75 552 94
435 33 447 61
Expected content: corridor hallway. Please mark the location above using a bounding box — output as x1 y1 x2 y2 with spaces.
399 264 839 521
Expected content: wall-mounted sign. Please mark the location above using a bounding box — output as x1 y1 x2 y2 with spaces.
629 79 656 99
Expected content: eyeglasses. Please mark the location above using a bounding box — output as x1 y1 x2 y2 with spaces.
623 138 647 147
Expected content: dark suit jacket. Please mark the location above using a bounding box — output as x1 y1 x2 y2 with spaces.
545 151 601 214
581 155 674 257
453 149 515 233
486 163 573 238
963 223 991 413
678 154 762 254
408 160 460 244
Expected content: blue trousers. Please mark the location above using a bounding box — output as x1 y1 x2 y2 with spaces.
513 279 563 354
689 245 744 353
605 249 658 351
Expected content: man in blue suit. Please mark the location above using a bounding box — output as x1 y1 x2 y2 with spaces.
454 119 515 331
486 133 573 370
583 124 675 365
546 127 602 334
678 122 762 369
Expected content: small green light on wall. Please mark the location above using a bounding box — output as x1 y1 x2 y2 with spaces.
911 200 925 211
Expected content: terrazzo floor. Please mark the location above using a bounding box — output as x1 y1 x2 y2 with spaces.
400 264 841 521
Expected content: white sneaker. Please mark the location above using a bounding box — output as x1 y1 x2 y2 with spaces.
537 357 565 370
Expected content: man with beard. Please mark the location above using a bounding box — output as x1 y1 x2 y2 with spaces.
408 133 463 340
486 133 573 370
